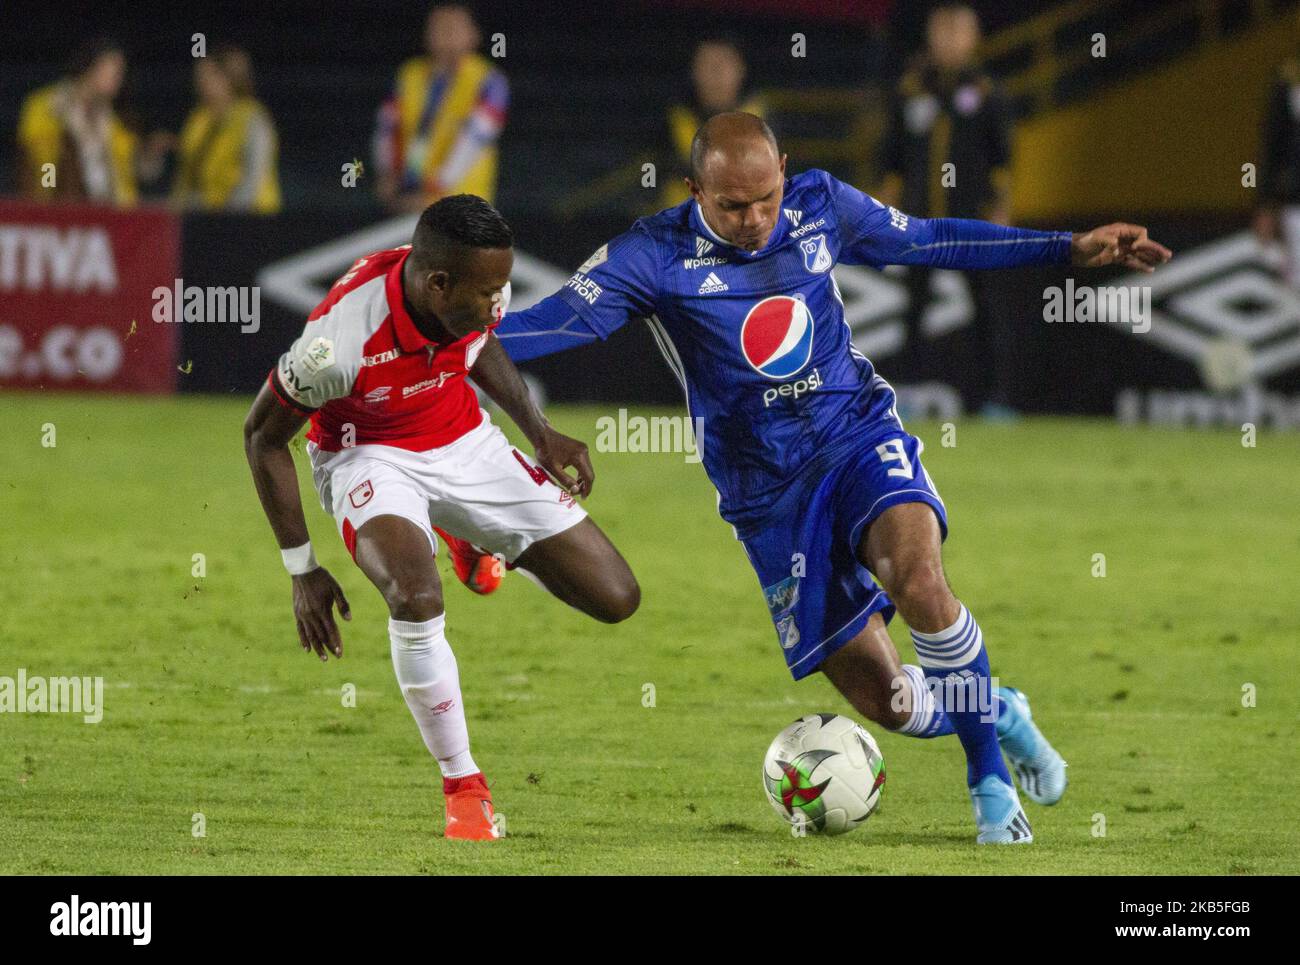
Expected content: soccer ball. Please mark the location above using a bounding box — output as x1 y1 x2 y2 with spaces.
762 713 886 835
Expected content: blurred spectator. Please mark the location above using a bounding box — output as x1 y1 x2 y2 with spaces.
16 39 167 206
662 38 765 207
373 4 509 212
1255 54 1300 285
171 46 281 214
876 3 1017 416
878 5 1010 222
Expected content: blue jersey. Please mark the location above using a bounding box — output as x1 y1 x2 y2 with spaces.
499 169 1070 530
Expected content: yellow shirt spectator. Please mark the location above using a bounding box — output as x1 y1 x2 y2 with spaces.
173 97 281 214
377 51 509 205
373 6 509 212
18 80 138 205
172 48 281 214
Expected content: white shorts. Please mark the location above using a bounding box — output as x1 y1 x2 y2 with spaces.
307 411 587 564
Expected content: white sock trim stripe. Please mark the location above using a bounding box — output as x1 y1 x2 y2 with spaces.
910 605 971 645
916 626 984 669
912 616 978 656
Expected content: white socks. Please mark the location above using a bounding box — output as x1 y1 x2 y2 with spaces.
388 614 479 779
897 664 937 736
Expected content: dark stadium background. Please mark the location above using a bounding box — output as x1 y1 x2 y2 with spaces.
2 0 1297 413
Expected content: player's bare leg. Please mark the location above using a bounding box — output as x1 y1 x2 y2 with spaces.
819 614 909 730
354 514 445 622
353 514 499 841
513 517 640 624
858 503 959 633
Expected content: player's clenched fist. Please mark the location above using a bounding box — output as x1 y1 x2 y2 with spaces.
1070 223 1172 273
292 567 352 661
533 426 595 498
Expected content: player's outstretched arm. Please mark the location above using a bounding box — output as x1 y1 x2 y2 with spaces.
497 230 657 364
470 333 596 498
829 174 1174 272
1069 223 1172 273
864 215 1173 272
495 292 605 363
243 383 352 662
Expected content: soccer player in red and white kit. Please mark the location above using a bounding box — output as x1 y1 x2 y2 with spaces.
244 195 639 840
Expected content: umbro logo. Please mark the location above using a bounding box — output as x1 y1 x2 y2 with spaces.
784 208 802 226
698 271 729 294
695 236 715 257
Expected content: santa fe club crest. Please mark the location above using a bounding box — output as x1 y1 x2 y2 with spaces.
348 480 374 508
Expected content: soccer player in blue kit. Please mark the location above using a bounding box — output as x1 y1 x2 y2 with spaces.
494 113 1172 843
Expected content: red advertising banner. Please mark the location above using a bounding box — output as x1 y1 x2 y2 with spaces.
0 200 180 393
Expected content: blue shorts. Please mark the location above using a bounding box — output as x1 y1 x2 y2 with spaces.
737 411 948 681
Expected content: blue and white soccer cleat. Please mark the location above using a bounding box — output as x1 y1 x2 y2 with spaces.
970 774 1033 844
995 686 1068 806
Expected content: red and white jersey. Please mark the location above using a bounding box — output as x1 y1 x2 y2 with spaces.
268 245 508 452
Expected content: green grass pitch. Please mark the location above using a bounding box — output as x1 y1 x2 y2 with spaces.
2 392 1297 874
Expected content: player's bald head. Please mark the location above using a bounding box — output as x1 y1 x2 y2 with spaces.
690 111 780 187
685 112 787 252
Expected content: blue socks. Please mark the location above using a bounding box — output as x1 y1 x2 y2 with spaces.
910 604 1012 788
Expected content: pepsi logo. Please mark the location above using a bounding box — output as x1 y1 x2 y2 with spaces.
740 296 815 379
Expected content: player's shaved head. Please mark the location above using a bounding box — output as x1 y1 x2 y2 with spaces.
690 111 779 185
410 193 513 277
687 112 787 252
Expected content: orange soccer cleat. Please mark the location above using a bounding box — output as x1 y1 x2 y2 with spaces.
443 772 500 841
433 527 503 595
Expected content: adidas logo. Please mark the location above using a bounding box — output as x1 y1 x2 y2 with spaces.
784 208 802 226
695 236 714 257
698 271 729 294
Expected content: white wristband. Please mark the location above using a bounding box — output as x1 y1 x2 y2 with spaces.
281 541 319 576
